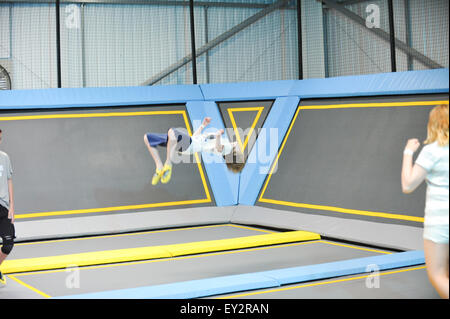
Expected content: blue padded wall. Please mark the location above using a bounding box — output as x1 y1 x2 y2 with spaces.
186 101 239 206
0 85 204 110
238 96 300 205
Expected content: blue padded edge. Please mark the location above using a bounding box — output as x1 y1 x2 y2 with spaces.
288 69 449 98
200 80 297 102
239 96 300 205
0 85 204 110
57 273 279 299
185 101 239 206
262 250 425 285
1 69 447 111
56 250 424 299
198 69 448 102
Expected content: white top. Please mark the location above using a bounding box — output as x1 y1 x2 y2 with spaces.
415 142 449 226
0 151 13 210
180 133 233 156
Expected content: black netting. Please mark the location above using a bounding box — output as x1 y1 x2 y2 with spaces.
0 0 447 90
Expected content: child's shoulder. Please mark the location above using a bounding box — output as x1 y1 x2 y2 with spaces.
421 142 449 160
425 141 448 150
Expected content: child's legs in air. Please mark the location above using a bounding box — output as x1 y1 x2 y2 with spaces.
144 134 164 171
165 128 178 167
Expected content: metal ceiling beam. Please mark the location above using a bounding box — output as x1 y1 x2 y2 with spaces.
319 0 443 69
335 0 369 6
141 0 289 86
0 0 282 9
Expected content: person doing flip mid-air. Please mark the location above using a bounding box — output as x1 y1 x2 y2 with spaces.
144 117 245 185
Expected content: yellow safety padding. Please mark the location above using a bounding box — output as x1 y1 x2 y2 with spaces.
2 246 171 274
1 230 320 274
165 230 320 256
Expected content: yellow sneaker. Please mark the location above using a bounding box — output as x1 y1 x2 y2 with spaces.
151 168 163 186
0 271 6 287
161 164 172 184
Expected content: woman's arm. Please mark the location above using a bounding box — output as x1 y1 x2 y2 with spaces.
401 139 427 194
193 117 211 136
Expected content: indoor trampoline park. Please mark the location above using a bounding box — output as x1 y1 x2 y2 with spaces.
0 0 448 307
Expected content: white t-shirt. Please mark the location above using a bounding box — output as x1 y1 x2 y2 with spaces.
180 133 233 156
0 151 13 210
415 142 449 226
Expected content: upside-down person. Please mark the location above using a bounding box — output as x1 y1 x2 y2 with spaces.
144 117 245 185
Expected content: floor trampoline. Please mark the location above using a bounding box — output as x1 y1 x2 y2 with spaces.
0 221 438 299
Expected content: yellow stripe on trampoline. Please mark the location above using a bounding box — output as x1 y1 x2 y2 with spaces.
7 275 52 299
15 199 211 219
0 110 186 121
1 230 320 274
259 198 424 223
258 100 449 223
7 109 212 219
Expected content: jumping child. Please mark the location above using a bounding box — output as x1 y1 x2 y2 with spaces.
144 117 245 185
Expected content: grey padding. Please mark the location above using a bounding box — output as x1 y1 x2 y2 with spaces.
13 205 424 251
230 205 424 251
14 206 234 242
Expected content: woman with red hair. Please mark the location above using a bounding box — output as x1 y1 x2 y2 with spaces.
402 104 449 299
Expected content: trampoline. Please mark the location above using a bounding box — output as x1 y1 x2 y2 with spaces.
0 216 436 299
0 69 448 303
0 222 437 299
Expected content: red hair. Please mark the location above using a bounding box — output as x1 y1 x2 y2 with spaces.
424 104 449 147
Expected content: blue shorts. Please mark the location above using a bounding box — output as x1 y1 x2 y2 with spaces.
145 128 192 152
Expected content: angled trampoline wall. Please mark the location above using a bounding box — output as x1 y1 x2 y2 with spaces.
0 68 448 249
